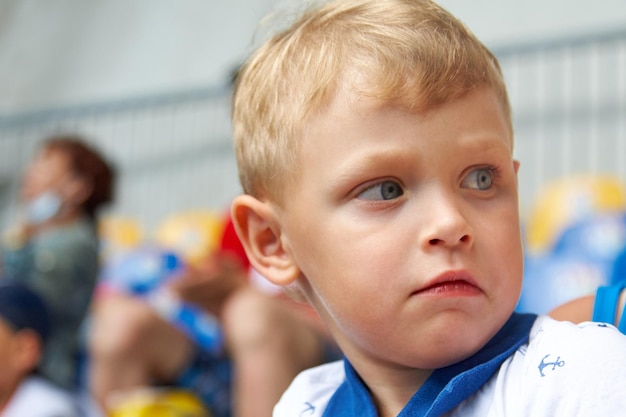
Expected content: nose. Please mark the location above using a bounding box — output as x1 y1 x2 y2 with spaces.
420 188 473 250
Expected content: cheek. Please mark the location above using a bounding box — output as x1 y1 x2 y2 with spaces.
21 170 58 201
482 209 524 292
303 222 398 286
20 173 43 200
295 227 400 325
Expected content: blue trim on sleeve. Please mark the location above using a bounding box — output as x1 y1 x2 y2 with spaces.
322 313 537 417
593 284 626 334
593 285 623 324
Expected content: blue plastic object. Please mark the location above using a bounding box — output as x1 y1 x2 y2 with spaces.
518 213 626 315
100 246 224 354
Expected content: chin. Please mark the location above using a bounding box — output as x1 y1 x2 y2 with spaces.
429 341 485 368
429 319 501 365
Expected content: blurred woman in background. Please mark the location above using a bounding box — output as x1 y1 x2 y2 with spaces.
1 134 116 390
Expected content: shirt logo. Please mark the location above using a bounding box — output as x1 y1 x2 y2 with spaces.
538 354 565 377
300 402 315 416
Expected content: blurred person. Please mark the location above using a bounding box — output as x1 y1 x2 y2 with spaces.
1 135 116 390
0 280 80 417
88 218 338 417
549 294 597 323
548 225 626 326
550 285 626 329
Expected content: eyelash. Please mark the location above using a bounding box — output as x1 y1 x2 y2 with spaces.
483 165 501 182
351 164 503 199
355 178 403 199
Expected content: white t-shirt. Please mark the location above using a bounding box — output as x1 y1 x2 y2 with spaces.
2 376 79 417
274 315 626 417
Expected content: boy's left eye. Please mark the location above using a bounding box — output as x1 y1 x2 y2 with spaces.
357 180 404 201
462 168 494 190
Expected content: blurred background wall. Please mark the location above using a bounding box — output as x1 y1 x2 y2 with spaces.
0 0 625 235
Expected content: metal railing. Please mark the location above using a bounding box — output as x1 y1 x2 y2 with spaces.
495 27 626 217
0 84 238 232
1 27 625 232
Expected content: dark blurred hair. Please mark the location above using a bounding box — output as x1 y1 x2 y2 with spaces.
42 134 116 220
0 280 50 343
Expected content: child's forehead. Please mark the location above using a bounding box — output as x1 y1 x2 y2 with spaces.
314 64 466 112
312 76 482 122
306 73 414 122
303 83 513 152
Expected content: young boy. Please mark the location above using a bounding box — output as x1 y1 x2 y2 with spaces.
0 281 79 416
229 0 626 416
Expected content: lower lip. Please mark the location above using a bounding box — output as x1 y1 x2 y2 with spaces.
415 281 482 297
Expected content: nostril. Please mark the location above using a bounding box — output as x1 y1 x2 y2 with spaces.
429 235 470 246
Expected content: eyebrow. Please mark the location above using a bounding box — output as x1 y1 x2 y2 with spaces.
330 147 418 186
328 131 511 182
456 131 513 153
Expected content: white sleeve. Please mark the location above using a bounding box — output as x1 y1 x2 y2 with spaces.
2 377 80 417
501 316 626 416
273 360 345 417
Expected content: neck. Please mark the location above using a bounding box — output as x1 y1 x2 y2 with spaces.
368 367 432 417
325 319 433 416
27 209 84 236
344 350 432 417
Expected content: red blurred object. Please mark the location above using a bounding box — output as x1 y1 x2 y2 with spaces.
219 214 250 270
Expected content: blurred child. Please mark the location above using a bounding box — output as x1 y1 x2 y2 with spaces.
0 280 79 416
549 294 597 323
551 285 626 332
229 0 626 415
89 218 337 417
1 135 116 390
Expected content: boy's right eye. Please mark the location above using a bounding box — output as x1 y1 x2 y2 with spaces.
357 180 404 201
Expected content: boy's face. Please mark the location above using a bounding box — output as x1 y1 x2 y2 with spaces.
274 86 523 372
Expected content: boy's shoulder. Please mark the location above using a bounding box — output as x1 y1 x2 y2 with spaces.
523 314 626 362
274 316 626 417
455 315 626 416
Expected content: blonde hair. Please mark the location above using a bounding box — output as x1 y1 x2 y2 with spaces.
233 0 511 203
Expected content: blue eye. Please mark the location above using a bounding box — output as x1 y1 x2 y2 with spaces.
462 168 494 190
358 181 404 201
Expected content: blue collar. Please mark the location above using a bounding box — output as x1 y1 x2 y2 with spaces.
323 313 537 417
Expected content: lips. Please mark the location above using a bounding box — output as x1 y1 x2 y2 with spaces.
413 270 482 296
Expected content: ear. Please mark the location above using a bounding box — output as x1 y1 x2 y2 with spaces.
231 195 300 286
513 160 520 174
14 330 42 372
